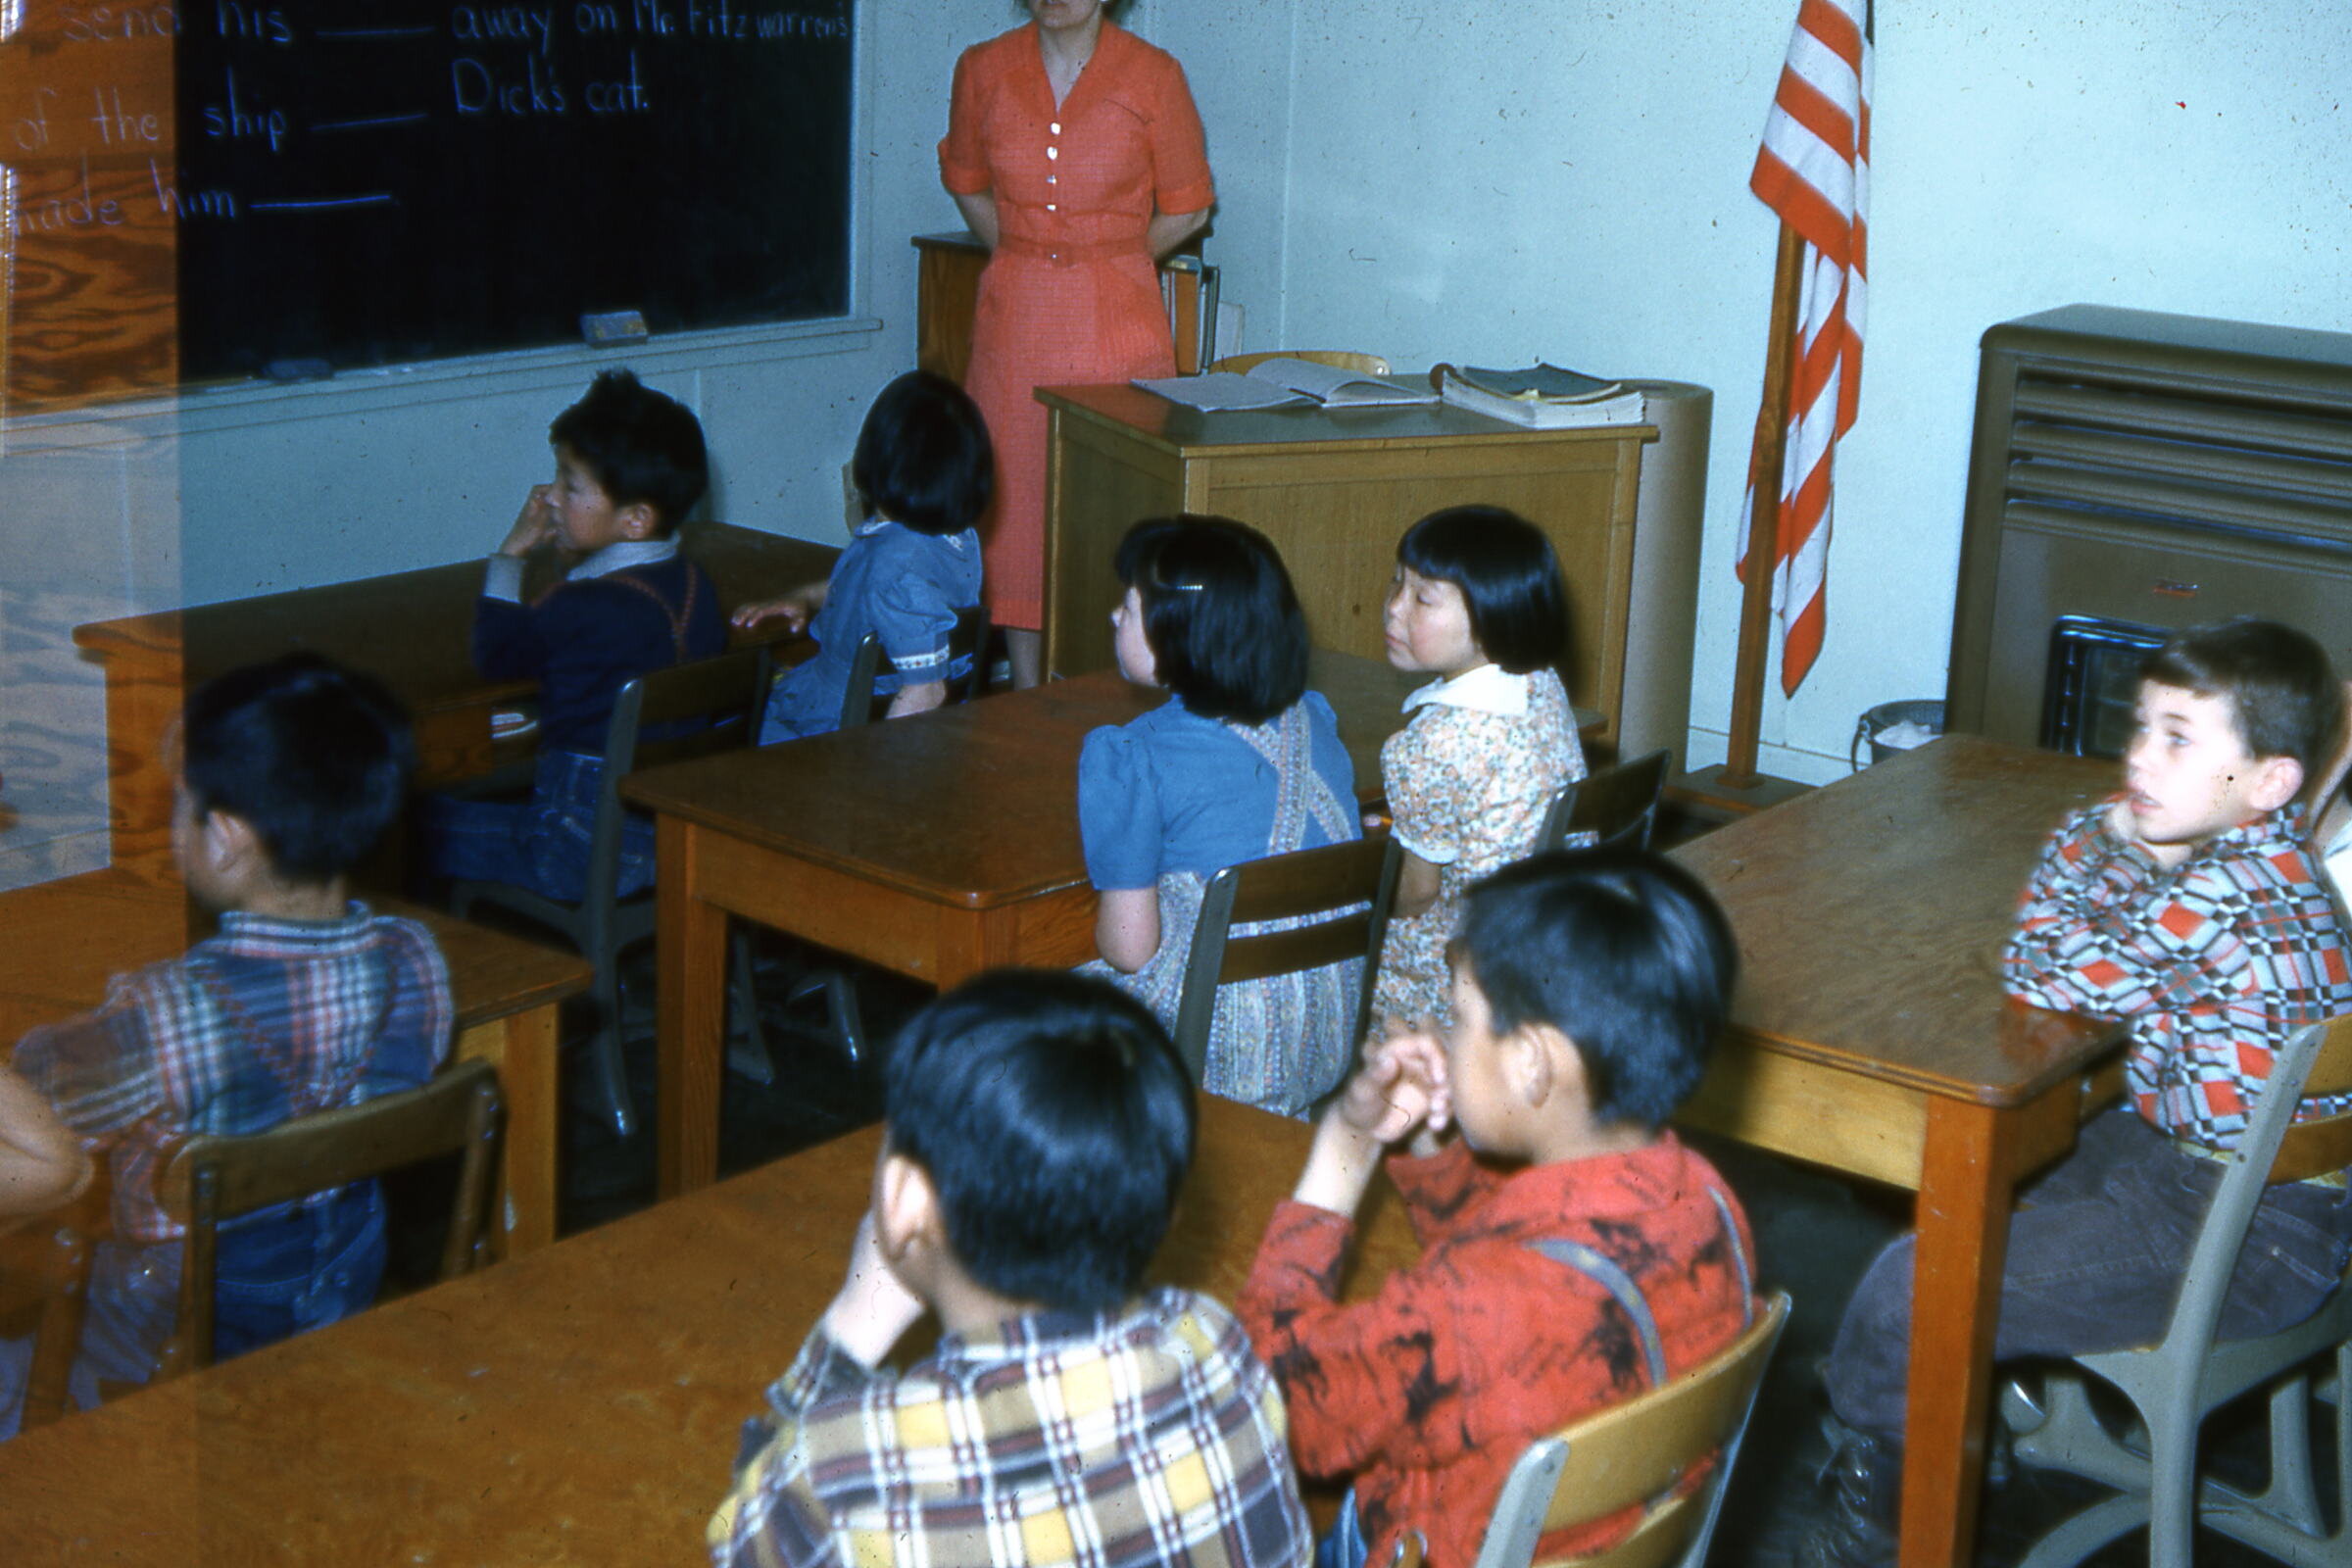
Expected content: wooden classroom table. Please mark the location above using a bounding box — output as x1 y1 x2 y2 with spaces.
624 651 1427 1198
73 521 837 883
1671 733 2122 1568
0 868 591 1255
0 1094 1412 1563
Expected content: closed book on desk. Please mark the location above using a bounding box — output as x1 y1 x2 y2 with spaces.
1434 364 1648 428
1137 357 1438 411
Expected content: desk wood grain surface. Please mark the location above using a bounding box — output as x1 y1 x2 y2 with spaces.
1675 733 2118 1105
624 650 1426 909
0 1096 1413 1565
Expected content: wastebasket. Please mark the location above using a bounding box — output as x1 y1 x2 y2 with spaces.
1851 700 1945 770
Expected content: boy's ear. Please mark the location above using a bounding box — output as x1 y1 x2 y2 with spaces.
203 808 263 874
615 500 661 540
1505 1022 1566 1107
2251 753 2305 813
874 1150 941 1262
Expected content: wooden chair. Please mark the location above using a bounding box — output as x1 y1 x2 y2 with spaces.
1169 836 1402 1093
1384 1291 1793 1568
0 1206 97 1431
155 1057 503 1376
455 645 772 1136
1538 750 1673 855
835 605 992 729
1999 1014 2352 1567
1209 349 1392 377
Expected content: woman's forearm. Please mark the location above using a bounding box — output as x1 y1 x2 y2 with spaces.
1147 206 1209 261
953 191 1001 252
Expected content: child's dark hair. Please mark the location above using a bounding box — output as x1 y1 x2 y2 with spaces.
884 969 1196 1314
547 368 709 534
1396 506 1569 674
852 370 996 537
181 654 415 884
1114 515 1308 725
1451 848 1738 1130
2140 617 2342 774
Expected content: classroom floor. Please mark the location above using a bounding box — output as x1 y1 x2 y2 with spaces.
392 921 2337 1568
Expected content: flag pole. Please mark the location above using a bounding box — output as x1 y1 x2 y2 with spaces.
1722 220 1806 788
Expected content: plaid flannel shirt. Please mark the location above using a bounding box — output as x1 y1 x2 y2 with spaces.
7 905 452 1242
709 1288 1312 1568
2003 801 2352 1150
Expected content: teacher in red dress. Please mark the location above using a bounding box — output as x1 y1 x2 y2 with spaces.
940 0 1215 688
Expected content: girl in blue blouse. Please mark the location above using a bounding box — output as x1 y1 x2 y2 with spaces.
1077 515 1362 1115
741 371 993 742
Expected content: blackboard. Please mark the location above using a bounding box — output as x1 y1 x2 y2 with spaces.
171 1 855 381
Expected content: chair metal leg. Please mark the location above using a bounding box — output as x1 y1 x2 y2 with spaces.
586 956 636 1140
726 926 776 1086
825 971 864 1066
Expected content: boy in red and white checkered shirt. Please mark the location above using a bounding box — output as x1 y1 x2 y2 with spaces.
1809 617 2352 1564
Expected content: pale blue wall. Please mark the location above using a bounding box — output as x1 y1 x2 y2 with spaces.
11 0 2352 883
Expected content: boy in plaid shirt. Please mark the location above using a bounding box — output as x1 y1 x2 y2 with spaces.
709 971 1311 1568
1809 617 2352 1563
0 655 449 1434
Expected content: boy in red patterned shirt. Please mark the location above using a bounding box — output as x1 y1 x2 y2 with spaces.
1810 617 2352 1564
1238 850 1758 1568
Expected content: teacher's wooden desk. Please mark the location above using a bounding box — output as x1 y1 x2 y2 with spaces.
0 1097 1415 1564
74 521 836 884
623 651 1424 1198
1035 383 1655 753
1672 734 2120 1568
0 868 590 1254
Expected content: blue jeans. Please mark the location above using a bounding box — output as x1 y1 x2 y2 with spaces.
0 1181 385 1437
1314 1490 1369 1568
1826 1109 2352 1442
424 750 655 904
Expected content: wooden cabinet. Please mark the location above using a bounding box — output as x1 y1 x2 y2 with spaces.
1037 383 1657 752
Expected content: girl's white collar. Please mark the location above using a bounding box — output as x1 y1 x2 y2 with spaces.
1402 662 1527 718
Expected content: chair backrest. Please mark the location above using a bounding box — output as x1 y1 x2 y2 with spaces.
1538 750 1673 856
1472 1291 1792 1568
837 605 991 730
1169 835 1402 1088
1209 349 1393 377
2161 1012 2352 1357
584 644 775 903
157 1057 504 1374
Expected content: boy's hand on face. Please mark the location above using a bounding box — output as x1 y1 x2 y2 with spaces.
1295 1027 1453 1217
2106 798 2193 870
821 1211 928 1368
499 485 559 558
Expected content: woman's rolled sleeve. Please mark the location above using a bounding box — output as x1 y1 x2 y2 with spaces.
1148 60 1214 215
938 50 994 195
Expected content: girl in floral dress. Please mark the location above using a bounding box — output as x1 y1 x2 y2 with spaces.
1373 506 1586 1031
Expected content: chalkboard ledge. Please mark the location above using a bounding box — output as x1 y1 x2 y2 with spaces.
10 318 886 443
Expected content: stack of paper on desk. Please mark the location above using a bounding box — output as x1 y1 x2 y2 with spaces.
1432 363 1648 428
1136 357 1440 412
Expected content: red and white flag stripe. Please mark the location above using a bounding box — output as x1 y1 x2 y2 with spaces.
1739 0 1871 697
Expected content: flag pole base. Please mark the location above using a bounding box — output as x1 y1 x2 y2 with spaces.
1667 763 1814 825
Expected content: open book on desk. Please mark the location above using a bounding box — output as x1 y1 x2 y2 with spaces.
1431 363 1647 428
1135 357 1439 412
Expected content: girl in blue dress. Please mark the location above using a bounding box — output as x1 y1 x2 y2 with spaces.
1077 515 1363 1116
741 371 993 741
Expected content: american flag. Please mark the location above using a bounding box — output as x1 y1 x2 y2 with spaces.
1739 0 1871 697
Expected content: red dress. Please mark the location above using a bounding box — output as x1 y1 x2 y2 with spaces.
939 22 1214 633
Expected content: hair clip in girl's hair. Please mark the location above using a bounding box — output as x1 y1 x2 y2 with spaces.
1163 580 1207 592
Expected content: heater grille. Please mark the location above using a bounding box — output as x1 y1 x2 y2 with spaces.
1946 306 2352 747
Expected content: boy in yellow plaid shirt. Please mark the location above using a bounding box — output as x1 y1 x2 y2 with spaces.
709 971 1311 1568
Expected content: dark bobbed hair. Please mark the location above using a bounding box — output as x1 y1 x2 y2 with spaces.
884 969 1197 1314
547 368 709 535
1452 848 1739 1131
1396 506 1569 674
1114 515 1308 725
2139 616 2343 775
852 370 996 537
181 653 416 884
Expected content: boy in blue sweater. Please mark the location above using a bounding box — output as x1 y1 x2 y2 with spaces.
426 368 724 902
